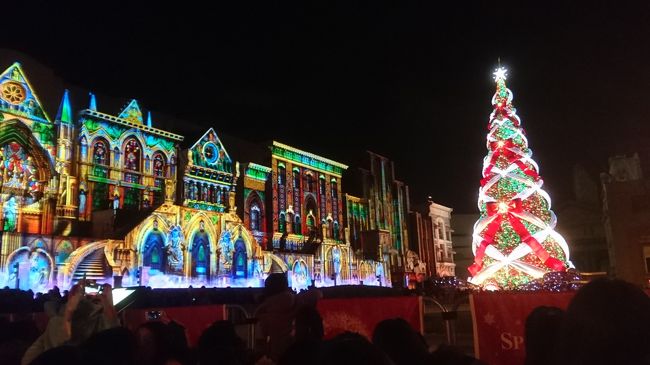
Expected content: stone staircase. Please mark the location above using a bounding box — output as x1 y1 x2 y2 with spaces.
72 248 110 283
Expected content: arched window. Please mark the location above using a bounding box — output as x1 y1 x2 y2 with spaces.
153 152 166 177
91 138 109 178
306 173 314 192
331 178 339 229
80 136 88 161
250 202 261 231
279 212 286 234
123 137 141 171
333 221 340 240
278 164 286 185
92 139 109 165
292 168 301 234
123 137 142 184
305 196 318 228
278 164 287 227
293 214 301 235
170 155 177 177
318 175 327 222
55 241 73 265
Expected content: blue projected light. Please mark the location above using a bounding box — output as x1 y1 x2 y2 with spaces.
202 142 220 165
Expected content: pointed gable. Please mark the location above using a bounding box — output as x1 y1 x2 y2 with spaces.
0 62 51 123
117 99 143 124
188 128 233 173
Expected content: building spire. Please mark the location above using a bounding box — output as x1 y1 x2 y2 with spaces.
56 89 72 124
88 92 97 111
146 111 152 128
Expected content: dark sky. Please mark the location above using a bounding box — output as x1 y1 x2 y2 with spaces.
6 1 650 212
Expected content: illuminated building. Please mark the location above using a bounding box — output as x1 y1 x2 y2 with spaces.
344 151 412 286
268 141 349 286
0 59 446 291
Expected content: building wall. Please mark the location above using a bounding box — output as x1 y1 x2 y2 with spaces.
450 213 478 280
601 155 650 287
76 105 181 219
428 201 455 277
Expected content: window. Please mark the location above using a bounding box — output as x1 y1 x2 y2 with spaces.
331 178 339 225
153 152 166 177
279 213 286 234
319 176 326 222
294 214 301 235
278 164 287 228
250 202 261 231
92 182 108 210
124 137 142 184
124 188 140 209
92 138 109 177
293 168 301 234
123 138 141 171
80 137 88 161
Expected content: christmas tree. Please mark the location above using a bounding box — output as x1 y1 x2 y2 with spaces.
468 67 572 290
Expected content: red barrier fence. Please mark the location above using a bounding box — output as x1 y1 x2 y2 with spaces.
118 296 422 346
123 305 227 345
470 292 574 365
317 296 423 339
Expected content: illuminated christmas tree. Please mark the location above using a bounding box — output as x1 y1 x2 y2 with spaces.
468 67 572 290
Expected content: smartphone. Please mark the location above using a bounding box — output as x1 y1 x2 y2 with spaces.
146 310 163 321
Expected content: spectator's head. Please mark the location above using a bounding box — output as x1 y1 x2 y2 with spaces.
197 320 248 365
27 345 83 365
372 318 429 365
294 306 324 342
82 327 137 365
524 306 564 365
555 278 650 365
263 273 289 298
136 321 186 365
319 332 393 365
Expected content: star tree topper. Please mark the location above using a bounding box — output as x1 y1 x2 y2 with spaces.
493 67 508 82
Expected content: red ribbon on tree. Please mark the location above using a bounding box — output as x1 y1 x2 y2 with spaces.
481 140 539 186
468 199 566 277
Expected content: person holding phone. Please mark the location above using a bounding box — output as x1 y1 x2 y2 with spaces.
21 281 119 365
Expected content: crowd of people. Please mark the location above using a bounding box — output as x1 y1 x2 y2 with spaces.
0 275 648 365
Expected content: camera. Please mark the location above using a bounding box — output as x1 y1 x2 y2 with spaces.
146 310 163 321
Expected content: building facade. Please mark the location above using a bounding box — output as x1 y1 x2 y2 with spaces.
601 154 650 288
0 59 454 292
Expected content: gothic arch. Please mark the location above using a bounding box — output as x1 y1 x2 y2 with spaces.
90 136 111 165
185 211 219 277
245 191 264 231
5 246 54 288
325 245 350 280
185 212 219 252
0 119 56 179
135 213 172 259
265 252 288 273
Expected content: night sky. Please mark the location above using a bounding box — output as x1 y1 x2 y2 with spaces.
6 1 650 212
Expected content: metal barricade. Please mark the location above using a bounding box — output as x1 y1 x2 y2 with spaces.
421 296 456 345
224 304 257 349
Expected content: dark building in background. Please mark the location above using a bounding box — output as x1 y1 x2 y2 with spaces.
450 213 478 280
601 153 650 288
554 165 608 273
